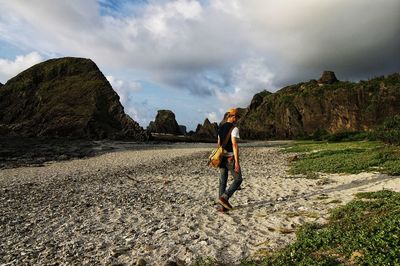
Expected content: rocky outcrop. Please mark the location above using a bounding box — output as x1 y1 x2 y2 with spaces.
0 57 148 140
318 70 338 84
238 72 400 139
179 125 187 135
147 110 181 135
195 124 202 133
193 119 218 140
249 91 272 110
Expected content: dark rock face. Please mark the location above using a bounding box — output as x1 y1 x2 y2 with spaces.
238 72 400 139
147 110 181 135
186 130 195 136
0 57 148 140
195 124 202 133
179 125 187 135
318 71 338 84
250 90 272 110
194 118 218 139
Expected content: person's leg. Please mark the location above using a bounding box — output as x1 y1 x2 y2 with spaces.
223 159 243 199
219 158 228 198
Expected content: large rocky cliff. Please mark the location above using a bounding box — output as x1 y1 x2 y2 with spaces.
238 72 400 139
0 57 148 140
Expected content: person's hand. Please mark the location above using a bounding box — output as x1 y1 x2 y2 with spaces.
235 162 240 173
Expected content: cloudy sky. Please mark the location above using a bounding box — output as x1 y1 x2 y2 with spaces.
0 0 399 130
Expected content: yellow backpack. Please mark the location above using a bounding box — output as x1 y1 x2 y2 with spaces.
208 126 234 167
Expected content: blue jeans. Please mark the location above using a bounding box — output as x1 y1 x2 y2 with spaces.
219 157 243 199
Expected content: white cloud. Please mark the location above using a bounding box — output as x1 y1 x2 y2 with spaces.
211 0 242 18
0 52 43 83
125 101 157 128
105 75 155 127
206 111 218 123
0 0 399 125
143 0 202 39
105 75 148 125
215 57 274 108
1 0 398 87
106 75 141 105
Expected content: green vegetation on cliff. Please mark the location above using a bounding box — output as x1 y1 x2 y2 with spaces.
238 72 400 140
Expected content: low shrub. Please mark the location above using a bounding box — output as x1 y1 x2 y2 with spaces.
371 115 400 145
300 130 369 142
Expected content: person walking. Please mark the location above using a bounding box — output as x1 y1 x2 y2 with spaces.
217 108 243 212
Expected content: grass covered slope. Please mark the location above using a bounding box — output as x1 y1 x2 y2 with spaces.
284 141 400 177
252 190 400 265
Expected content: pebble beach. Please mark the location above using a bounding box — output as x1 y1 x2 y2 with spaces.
1 141 399 265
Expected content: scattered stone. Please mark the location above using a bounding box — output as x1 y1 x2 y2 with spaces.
112 247 131 257
279 228 295 234
137 258 147 266
164 260 186 266
316 178 335 186
287 155 299 162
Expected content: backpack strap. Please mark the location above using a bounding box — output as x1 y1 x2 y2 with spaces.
221 125 234 148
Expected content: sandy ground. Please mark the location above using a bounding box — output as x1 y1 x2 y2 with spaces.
1 142 399 265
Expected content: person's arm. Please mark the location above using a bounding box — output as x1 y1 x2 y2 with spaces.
232 136 240 173
217 135 221 146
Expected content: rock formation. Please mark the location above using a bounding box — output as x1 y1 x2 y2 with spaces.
238 72 400 139
0 57 148 140
193 118 218 140
318 70 338 84
147 110 181 135
195 124 202 134
249 90 272 110
179 125 187 135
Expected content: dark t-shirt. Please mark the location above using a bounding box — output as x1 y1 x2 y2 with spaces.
218 122 234 152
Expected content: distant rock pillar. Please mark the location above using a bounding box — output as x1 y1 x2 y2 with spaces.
318 71 338 84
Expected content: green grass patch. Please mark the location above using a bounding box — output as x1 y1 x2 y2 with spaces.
284 141 400 176
245 190 400 265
